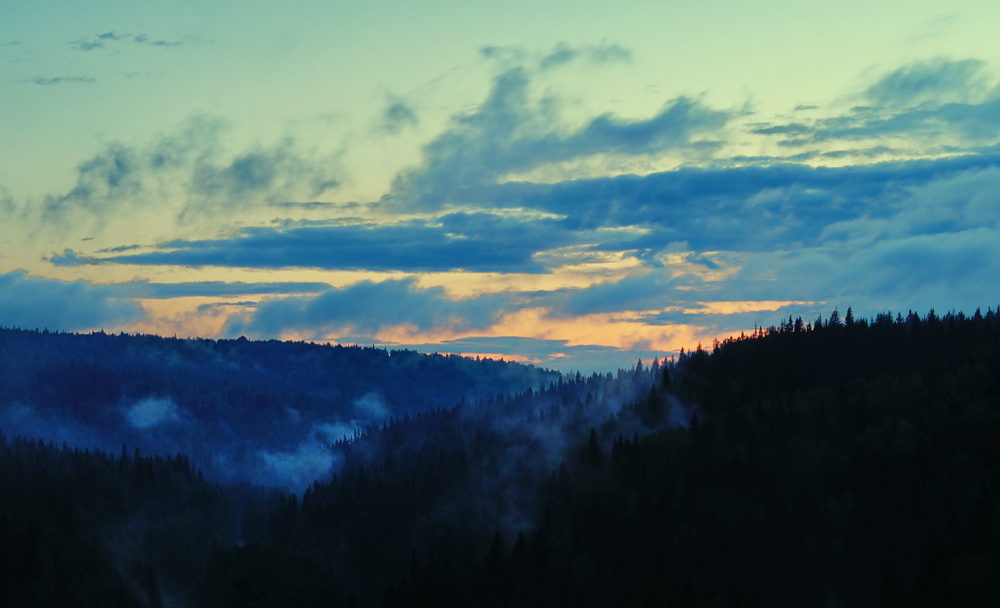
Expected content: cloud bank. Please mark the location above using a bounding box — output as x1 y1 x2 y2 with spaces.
7 54 1000 371
0 272 143 331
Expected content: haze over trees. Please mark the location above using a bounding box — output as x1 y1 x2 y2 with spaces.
2 306 1000 606
0 328 558 485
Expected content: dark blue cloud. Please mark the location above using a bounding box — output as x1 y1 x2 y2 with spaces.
225 278 509 338
101 214 587 272
0 272 143 331
129 281 332 298
49 249 90 266
539 222 1000 331
479 153 1000 251
810 98 1000 143
92 153 1000 277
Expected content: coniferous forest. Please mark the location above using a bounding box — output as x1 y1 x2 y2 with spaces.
2 306 1000 607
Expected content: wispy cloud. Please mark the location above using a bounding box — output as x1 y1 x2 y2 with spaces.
30 116 342 233
134 34 182 47
23 76 96 85
69 38 105 52
98 31 130 41
378 94 418 134
69 31 182 51
390 66 731 209
752 58 1000 149
539 41 632 70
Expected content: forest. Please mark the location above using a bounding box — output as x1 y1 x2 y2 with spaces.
2 306 1000 607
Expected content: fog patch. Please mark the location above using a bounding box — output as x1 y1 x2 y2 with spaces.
314 422 355 443
126 397 180 429
259 442 339 490
258 424 347 489
353 392 389 420
0 402 104 449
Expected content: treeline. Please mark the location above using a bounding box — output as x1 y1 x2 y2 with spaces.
0 433 236 607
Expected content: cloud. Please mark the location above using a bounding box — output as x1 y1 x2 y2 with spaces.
379 95 418 134
225 278 509 338
133 280 332 298
586 42 632 65
69 38 104 51
478 153 1000 248
24 76 96 85
100 213 588 272
0 271 143 331
48 249 90 266
33 116 341 231
753 58 1000 148
864 58 988 107
539 41 632 70
134 34 182 47
67 31 181 50
390 66 731 209
89 151 1000 282
538 43 580 70
12 53 1000 372
505 161 1000 338
15 162 1000 373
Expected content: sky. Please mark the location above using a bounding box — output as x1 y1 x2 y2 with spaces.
3 1 1000 372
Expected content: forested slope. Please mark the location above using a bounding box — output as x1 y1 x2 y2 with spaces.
256 308 1000 607
0 328 558 484
0 433 234 607
3 307 1000 607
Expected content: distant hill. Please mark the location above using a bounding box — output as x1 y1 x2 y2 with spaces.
0 328 559 485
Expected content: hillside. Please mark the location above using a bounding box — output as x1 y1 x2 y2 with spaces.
2 307 1000 606
0 328 558 485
